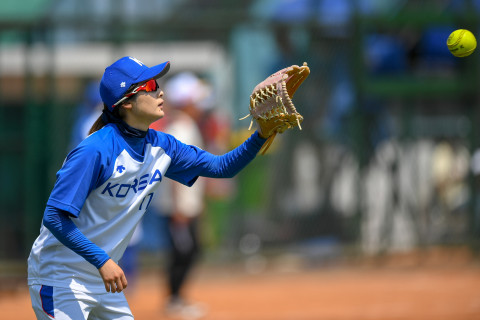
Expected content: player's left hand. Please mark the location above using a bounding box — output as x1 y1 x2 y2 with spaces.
98 259 128 293
241 62 310 154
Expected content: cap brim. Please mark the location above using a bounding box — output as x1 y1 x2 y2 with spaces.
136 61 170 84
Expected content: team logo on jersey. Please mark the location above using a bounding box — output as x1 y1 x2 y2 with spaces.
120 82 126 88
117 165 126 173
101 169 162 198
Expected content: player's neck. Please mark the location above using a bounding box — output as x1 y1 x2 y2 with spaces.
116 120 148 138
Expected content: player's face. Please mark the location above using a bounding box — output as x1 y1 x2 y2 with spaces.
125 87 165 130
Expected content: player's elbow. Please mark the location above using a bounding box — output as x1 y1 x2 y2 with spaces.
215 163 238 178
43 206 56 230
42 215 53 231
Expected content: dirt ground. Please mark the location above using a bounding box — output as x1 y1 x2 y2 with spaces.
2 249 480 320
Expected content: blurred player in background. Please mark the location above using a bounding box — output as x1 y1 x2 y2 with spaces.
27 56 267 320
69 80 103 149
150 72 210 319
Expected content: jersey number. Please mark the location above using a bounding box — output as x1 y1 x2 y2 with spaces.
139 193 154 211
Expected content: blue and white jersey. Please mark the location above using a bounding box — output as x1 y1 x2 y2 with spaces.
28 123 263 293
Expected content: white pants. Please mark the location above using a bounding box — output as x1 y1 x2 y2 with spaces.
29 285 134 320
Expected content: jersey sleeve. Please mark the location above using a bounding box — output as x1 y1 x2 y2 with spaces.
47 141 110 217
165 131 266 186
43 205 110 269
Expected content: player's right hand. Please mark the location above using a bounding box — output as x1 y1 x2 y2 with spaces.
98 259 128 293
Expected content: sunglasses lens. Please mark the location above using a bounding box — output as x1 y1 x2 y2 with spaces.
145 79 158 92
119 80 158 105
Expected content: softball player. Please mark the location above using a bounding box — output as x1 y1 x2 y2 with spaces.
27 56 267 320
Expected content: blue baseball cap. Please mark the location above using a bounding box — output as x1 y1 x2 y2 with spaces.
100 56 170 110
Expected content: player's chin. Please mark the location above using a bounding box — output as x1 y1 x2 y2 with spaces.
153 110 165 121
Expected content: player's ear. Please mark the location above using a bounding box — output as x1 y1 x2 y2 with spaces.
120 96 136 112
115 103 130 120
121 102 133 111
121 95 136 111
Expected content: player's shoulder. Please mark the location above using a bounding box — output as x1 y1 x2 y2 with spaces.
147 128 176 146
147 128 188 157
84 124 117 143
73 124 118 155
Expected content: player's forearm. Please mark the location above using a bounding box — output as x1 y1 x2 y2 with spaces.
43 205 110 269
200 131 266 178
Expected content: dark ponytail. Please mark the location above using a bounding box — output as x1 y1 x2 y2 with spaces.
88 95 134 135
88 104 109 135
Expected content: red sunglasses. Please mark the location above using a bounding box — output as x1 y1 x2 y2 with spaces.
113 79 159 107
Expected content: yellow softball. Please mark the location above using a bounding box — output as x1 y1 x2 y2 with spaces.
447 29 477 57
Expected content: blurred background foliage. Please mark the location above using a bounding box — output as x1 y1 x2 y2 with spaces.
1 0 480 275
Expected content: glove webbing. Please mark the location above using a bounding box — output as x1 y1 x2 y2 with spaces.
259 132 277 155
240 84 302 155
